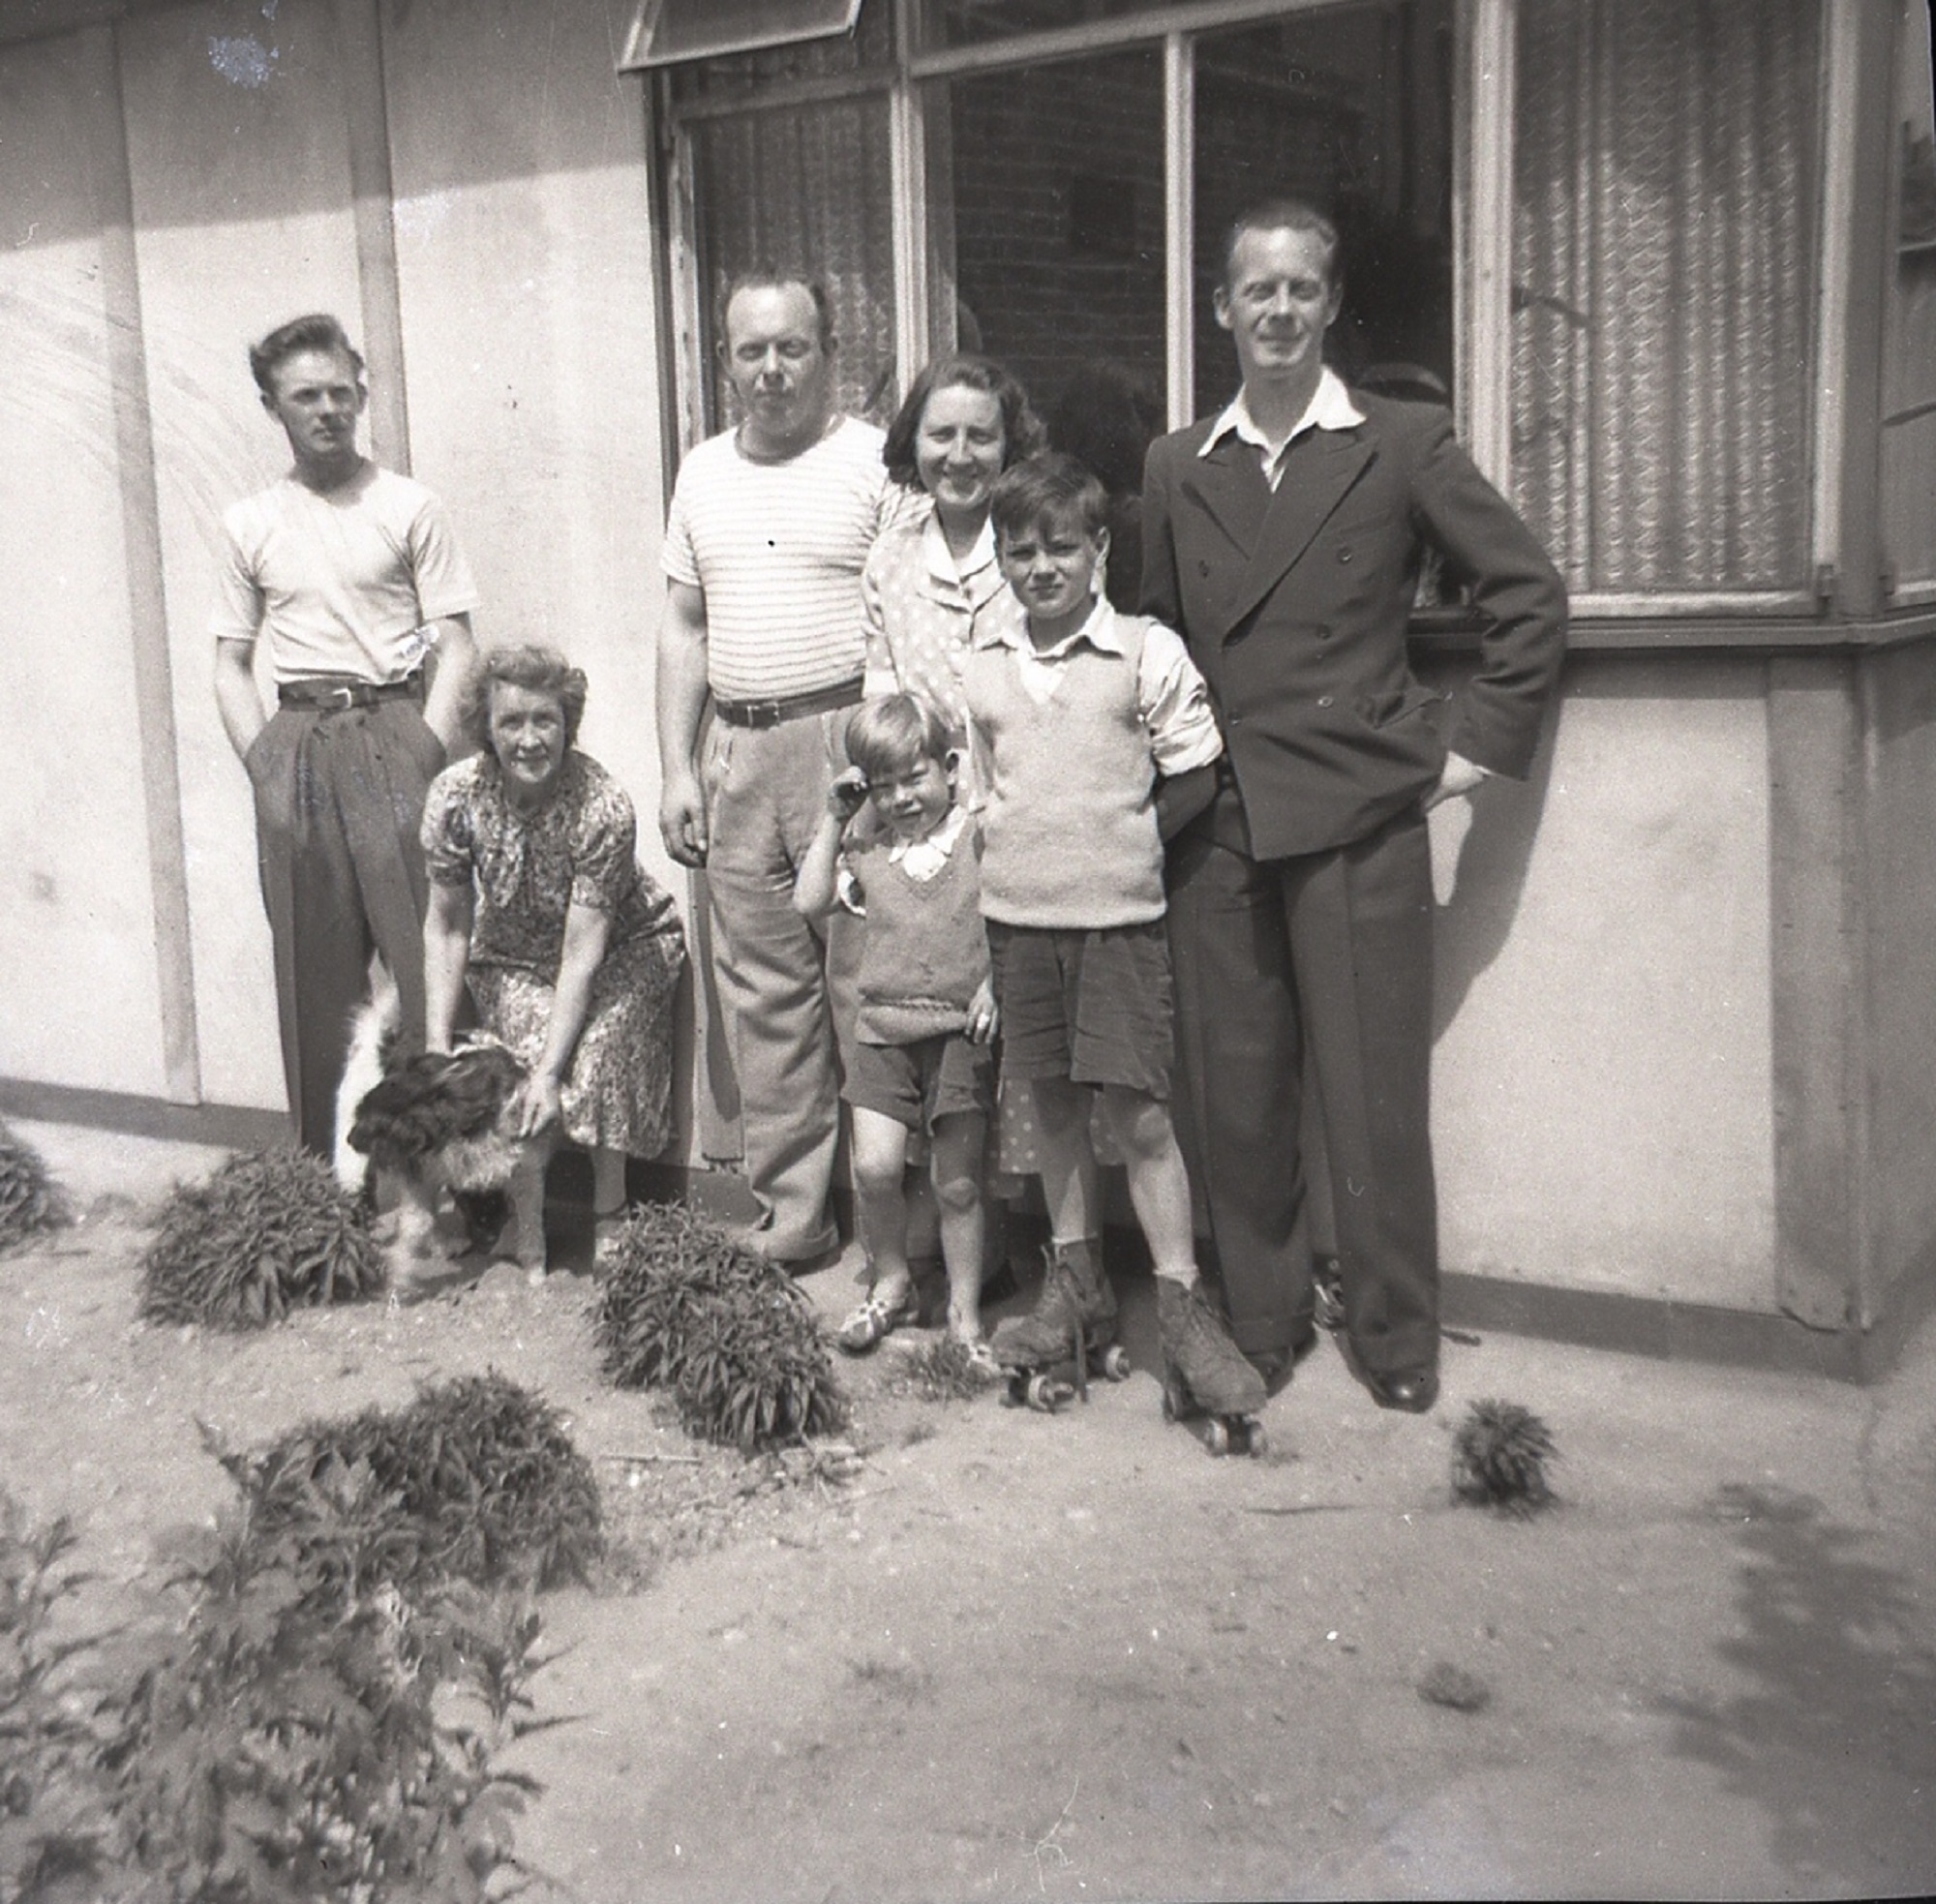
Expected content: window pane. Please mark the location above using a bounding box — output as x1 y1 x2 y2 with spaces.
668 0 891 104
927 47 1167 451
1192 2 1454 420
1513 0 1821 592
1883 0 1936 589
685 97 898 432
925 1 1174 50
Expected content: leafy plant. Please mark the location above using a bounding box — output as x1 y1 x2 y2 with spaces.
223 1372 604 1598
0 1491 122 1899
1450 1398 1558 1516
138 1147 384 1330
0 1120 69 1255
591 1204 848 1452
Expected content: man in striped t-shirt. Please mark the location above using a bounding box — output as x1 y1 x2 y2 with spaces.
656 271 913 1263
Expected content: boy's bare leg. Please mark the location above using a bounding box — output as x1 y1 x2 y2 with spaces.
1026 1073 1103 1246
1100 1084 1198 1283
930 1110 987 1338
850 1105 915 1308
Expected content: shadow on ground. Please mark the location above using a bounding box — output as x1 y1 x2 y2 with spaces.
1661 1482 1936 1889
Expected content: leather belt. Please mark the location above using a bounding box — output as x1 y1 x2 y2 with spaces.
712 679 863 730
279 674 424 712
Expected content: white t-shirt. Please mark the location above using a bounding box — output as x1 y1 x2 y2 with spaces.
210 463 480 683
661 415 915 703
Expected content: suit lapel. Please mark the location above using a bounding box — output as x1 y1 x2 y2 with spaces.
1221 425 1376 637
1177 434 1274 565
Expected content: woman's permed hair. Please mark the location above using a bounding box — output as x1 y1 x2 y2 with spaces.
989 451 1109 544
462 644 590 757
882 354 1047 491
843 693 953 784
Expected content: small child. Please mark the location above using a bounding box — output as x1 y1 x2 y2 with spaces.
794 692 1000 1366
964 450 1266 1427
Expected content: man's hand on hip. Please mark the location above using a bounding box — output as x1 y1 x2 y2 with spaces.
659 769 710 867
1421 750 1490 812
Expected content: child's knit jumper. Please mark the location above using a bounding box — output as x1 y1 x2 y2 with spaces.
966 614 1165 930
847 820 990 1045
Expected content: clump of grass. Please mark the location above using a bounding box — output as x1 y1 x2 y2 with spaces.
1450 1398 1558 1516
898 1335 1000 1402
138 1147 383 1329
0 1119 69 1254
591 1203 847 1452
221 1371 604 1596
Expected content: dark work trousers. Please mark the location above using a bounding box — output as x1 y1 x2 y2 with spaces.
246 695 445 1158
1166 801 1438 1377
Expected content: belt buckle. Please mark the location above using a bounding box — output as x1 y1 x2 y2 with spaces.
321 683 356 711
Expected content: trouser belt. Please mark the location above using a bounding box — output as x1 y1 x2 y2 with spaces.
712 679 863 730
279 674 424 711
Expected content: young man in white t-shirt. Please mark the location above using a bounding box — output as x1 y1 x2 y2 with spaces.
655 273 912 1264
212 314 478 1159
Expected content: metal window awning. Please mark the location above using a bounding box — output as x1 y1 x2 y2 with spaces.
619 0 865 71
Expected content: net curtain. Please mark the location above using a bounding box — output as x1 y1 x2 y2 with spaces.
1512 0 1820 592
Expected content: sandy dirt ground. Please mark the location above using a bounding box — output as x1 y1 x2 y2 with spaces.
4 1125 1934 1902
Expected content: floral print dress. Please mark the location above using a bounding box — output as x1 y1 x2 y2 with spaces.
421 750 685 1159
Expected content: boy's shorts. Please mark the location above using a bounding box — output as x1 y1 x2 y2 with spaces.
844 1031 995 1134
985 920 1173 1100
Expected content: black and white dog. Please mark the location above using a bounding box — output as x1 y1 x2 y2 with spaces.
334 968 553 1279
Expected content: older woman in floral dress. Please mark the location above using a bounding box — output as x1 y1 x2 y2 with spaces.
420 645 685 1256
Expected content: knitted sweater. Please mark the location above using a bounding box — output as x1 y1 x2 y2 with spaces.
965 615 1165 929
846 818 990 1045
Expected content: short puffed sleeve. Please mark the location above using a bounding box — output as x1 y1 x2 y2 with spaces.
419 763 476 888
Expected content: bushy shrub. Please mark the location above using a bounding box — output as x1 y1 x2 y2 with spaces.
2 1380 592 1901
225 1372 604 1597
1450 1398 1558 1516
139 1147 383 1329
0 1120 69 1254
592 1204 848 1452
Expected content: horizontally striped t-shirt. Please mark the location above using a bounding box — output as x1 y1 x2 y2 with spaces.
661 415 914 703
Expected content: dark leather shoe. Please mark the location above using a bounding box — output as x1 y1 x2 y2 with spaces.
1369 1368 1439 1413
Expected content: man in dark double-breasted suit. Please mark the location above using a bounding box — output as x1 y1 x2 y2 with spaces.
1140 198 1567 1413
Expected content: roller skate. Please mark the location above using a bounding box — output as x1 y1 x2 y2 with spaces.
991 1238 1128 1413
1158 1277 1269 1457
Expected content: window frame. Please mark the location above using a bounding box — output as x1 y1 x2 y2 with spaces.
647 0 1863 623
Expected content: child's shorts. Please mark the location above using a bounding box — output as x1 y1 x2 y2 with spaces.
985 920 1172 1100
844 1031 995 1134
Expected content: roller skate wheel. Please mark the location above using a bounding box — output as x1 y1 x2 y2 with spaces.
1100 1345 1132 1381
1243 1422 1268 1459
1026 1374 1073 1413
1201 1417 1231 1457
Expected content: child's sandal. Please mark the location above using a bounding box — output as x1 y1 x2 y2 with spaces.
837 1285 918 1354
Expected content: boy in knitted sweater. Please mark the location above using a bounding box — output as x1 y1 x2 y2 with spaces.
795 692 1000 1365
965 452 1267 1426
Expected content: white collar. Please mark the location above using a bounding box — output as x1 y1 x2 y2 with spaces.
1199 367 1365 461
976 592 1119 658
888 800 968 876
923 510 997 584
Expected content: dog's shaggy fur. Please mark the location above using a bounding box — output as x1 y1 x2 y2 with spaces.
336 969 552 1275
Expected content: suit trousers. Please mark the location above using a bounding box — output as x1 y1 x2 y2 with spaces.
1166 801 1438 1375
248 697 443 1159
701 710 857 1259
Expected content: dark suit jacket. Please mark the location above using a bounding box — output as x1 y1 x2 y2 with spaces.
1140 390 1567 861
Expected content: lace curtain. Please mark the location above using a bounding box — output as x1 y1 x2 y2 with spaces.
686 96 899 434
1512 0 1821 592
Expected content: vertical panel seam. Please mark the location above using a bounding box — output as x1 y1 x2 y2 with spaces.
100 18 201 1104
